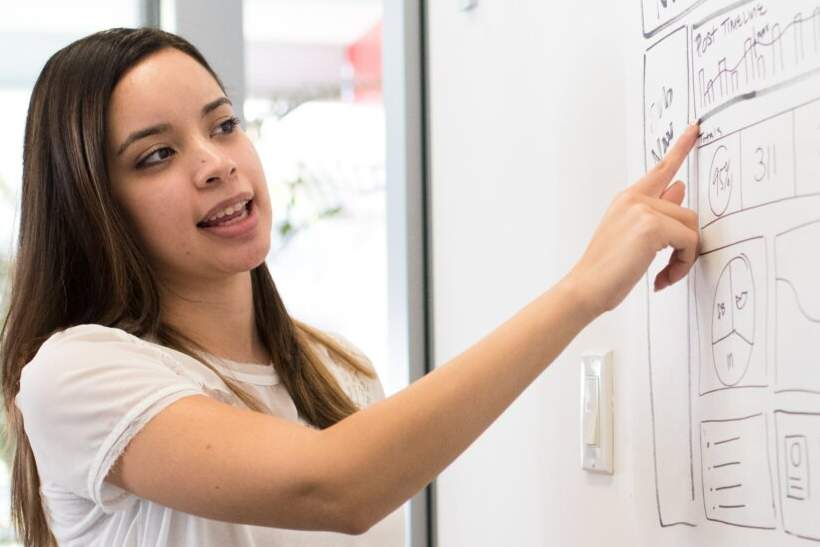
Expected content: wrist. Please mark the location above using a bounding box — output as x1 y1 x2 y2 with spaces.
554 272 601 326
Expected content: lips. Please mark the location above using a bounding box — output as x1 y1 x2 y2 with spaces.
196 192 253 227
197 200 251 228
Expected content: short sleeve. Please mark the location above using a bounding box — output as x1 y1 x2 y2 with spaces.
15 324 205 513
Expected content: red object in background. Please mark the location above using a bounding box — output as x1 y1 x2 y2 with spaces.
346 19 382 103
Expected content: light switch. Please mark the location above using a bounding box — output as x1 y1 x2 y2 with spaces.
581 350 613 474
582 375 600 445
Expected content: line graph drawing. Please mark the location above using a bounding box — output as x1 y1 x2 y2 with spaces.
693 2 820 118
775 219 820 393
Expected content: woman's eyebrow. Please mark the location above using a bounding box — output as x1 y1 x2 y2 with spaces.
116 96 233 157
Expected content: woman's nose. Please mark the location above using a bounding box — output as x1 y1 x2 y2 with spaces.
193 139 237 187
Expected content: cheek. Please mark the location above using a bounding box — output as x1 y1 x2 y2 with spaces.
233 138 273 221
119 186 196 260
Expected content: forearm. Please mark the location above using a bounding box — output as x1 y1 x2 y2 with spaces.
320 278 595 529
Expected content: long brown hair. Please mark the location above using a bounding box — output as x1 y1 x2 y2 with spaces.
0 27 374 546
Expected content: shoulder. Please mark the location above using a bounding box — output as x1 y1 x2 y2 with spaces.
23 324 163 380
17 323 199 411
316 331 386 409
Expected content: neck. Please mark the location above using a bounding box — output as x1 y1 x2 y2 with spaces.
159 270 269 364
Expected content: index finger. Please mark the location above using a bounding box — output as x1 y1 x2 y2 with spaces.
634 121 700 197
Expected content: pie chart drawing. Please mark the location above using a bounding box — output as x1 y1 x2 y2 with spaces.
712 254 755 386
708 145 732 217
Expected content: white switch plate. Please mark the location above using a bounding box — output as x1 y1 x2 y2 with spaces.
581 350 614 474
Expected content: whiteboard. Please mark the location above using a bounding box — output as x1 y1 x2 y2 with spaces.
644 0 820 542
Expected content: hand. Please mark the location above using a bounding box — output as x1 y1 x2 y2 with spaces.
564 121 701 318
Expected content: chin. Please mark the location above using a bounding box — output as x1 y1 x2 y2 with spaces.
234 238 271 272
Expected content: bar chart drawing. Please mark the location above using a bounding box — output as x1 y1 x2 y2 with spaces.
693 4 820 117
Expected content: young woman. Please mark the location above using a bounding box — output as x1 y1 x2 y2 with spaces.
0 27 699 547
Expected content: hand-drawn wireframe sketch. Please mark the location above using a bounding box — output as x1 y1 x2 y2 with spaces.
775 411 820 541
775 220 820 393
692 2 820 120
642 0 820 541
694 238 767 395
700 414 776 529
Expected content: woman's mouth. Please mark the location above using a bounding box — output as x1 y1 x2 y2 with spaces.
197 199 252 228
196 199 258 239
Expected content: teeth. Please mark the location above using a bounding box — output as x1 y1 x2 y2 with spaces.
207 200 248 222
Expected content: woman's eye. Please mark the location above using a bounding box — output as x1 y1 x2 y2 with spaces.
214 116 241 136
136 147 175 169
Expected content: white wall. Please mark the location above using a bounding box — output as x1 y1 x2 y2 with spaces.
427 2 800 546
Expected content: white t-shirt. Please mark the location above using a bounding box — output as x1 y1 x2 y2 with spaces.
15 324 405 546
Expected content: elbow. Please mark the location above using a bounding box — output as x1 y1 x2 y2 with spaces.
340 507 376 536
304 472 374 535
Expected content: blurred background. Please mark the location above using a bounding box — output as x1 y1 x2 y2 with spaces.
0 1 402 543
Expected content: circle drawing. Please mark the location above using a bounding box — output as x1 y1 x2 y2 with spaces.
708 145 732 217
711 254 755 386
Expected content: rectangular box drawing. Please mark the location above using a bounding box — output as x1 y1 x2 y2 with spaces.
775 411 820 541
794 100 820 196
694 237 768 395
645 25 697 527
784 436 809 501
700 413 776 529
775 219 820 393
695 96 820 230
692 1 820 119
739 111 795 209
698 131 742 227
644 26 690 174
641 0 705 38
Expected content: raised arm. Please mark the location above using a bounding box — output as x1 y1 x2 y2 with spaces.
107 121 701 534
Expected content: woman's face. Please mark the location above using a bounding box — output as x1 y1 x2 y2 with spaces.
106 48 272 287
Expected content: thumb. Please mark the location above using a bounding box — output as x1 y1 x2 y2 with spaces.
660 180 686 206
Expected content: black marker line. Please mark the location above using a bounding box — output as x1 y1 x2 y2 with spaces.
775 278 820 323
698 235 764 257
702 413 763 424
735 330 754 346
718 504 747 509
701 193 820 231
691 0 755 30
714 461 742 469
715 483 743 491
714 436 741 446
700 384 769 397
642 0 710 39
646 275 665 528
703 516 776 530
698 94 820 149
776 217 820 238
